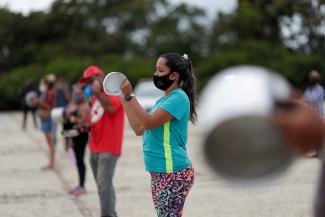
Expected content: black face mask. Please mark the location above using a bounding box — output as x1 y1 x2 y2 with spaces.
310 78 318 86
153 72 174 90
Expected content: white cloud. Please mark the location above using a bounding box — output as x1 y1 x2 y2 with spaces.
0 0 54 14
169 0 237 18
0 0 237 16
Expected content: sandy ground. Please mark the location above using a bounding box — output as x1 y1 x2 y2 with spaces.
0 112 322 217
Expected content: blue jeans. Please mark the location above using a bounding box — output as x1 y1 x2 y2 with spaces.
40 117 53 133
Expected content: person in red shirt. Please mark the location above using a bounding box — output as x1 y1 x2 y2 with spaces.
79 66 124 217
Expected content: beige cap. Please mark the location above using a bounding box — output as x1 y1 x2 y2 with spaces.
46 73 56 82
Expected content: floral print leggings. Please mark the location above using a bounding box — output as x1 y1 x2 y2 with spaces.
150 165 195 217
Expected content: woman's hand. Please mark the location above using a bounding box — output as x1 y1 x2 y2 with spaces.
120 80 133 96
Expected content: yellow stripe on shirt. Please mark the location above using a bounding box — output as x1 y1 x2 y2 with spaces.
163 121 173 173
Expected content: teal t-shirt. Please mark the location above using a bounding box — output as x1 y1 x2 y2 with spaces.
143 88 192 173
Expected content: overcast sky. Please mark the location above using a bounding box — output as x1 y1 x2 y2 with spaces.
0 0 237 17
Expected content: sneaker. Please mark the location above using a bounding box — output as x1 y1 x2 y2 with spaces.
67 186 80 194
72 186 86 196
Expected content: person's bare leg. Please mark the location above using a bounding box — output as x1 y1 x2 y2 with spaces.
42 132 55 170
32 110 38 129
22 110 27 130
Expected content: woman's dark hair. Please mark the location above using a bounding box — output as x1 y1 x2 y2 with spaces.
160 53 198 124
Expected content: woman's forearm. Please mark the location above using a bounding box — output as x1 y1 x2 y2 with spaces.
121 98 144 135
120 80 170 130
128 97 153 129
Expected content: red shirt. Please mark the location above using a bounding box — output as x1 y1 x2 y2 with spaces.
88 94 124 156
40 89 55 110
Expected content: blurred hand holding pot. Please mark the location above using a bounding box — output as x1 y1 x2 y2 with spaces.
199 65 295 182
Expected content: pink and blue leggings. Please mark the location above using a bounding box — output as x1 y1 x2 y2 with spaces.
150 165 194 217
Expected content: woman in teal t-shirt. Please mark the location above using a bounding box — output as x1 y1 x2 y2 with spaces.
120 53 198 216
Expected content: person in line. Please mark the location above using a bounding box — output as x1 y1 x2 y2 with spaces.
302 70 325 157
120 53 197 217
303 70 325 117
64 84 90 196
18 79 38 130
79 65 124 217
35 74 56 170
53 75 71 149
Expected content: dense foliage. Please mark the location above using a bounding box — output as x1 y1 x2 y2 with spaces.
1 0 325 109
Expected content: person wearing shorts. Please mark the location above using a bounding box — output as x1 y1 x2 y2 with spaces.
37 74 56 170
